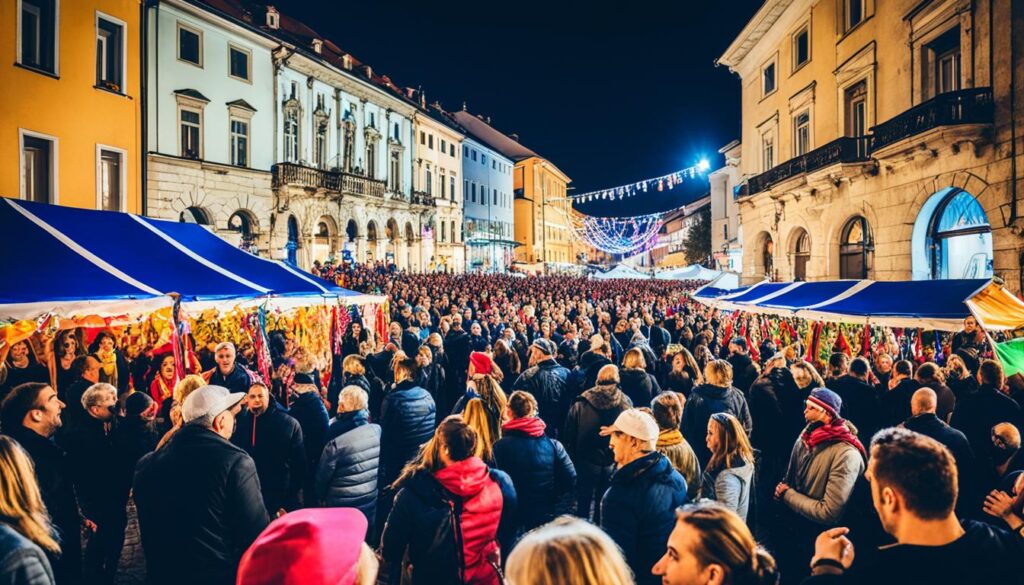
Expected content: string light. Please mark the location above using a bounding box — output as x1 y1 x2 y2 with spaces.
567 159 712 203
562 209 664 255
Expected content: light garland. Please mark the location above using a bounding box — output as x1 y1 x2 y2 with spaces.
568 160 711 203
564 210 664 255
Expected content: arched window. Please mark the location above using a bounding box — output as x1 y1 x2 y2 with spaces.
839 216 872 279
927 189 992 279
179 206 210 225
228 211 253 239
792 229 810 281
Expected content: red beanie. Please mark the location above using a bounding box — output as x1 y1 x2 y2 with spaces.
469 351 495 376
237 508 367 585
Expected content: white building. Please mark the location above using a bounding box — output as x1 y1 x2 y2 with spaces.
412 103 465 272
145 0 278 251
451 110 516 273
709 140 743 274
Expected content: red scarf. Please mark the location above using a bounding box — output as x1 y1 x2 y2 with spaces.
502 416 546 438
802 420 866 458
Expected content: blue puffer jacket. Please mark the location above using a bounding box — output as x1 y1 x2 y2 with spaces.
288 391 330 489
379 380 437 487
601 452 688 585
512 359 570 438
315 409 380 525
492 416 577 533
0 523 54 585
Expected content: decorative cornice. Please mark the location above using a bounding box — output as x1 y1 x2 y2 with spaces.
717 0 796 70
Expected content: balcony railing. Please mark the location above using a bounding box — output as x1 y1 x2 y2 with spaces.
272 162 386 199
411 190 436 206
870 87 993 152
746 136 871 195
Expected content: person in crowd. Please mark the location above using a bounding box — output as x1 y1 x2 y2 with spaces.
492 339 521 396
237 507 378 585
204 342 251 396
703 413 755 522
51 330 84 398
156 373 206 447
829 356 880 443
951 315 986 356
982 422 1024 496
381 416 516 585
915 362 956 423
880 360 920 429
415 345 446 417
600 409 688 585
0 435 61 585
59 355 100 430
493 391 576 534
60 383 122 585
505 515 634 585
726 338 759 395
903 388 977 516
0 383 81 579
287 372 329 496
944 353 978 401
619 348 661 409
825 353 850 386
315 385 380 526
136 384 268 584
872 352 894 394
627 332 658 377
662 348 702 398
462 398 499 464
651 392 700 501
232 382 305 514
333 354 374 419
567 335 614 403
563 364 632 523
951 359 1023 463
453 353 508 430
652 501 778 585
748 352 799 497
512 338 570 438
443 315 472 410
803 428 1024 584
775 388 866 581
147 354 179 404
341 321 368 359
787 360 823 436
681 359 752 469
89 332 130 395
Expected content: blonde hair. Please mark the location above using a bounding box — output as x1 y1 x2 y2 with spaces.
0 436 60 553
707 413 754 473
675 502 777 585
622 348 646 371
704 359 734 387
464 398 497 461
506 516 634 585
343 354 367 376
173 374 207 404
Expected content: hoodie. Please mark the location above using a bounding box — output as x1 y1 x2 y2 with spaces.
681 383 753 468
563 383 633 469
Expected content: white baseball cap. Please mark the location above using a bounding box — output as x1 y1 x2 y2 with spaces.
599 409 660 442
181 385 246 423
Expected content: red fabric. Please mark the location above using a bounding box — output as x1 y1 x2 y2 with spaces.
501 416 546 437
469 352 495 377
148 374 177 403
833 329 852 356
433 457 504 585
801 420 866 458
237 508 367 585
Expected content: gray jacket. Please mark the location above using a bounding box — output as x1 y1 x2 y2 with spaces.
0 524 54 585
703 460 754 522
781 426 866 526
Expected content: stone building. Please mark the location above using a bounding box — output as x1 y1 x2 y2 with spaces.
709 141 744 274
412 104 465 273
718 0 1024 292
649 196 712 268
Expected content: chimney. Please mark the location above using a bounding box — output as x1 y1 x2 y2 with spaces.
486 116 491 124
311 39 323 54
510 133 519 142
265 6 280 29
462 101 467 111
419 91 426 108
341 55 352 70
404 87 416 99
362 65 373 78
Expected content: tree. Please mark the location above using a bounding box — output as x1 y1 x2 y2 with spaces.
683 206 711 266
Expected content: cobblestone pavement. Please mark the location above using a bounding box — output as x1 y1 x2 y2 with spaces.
114 498 145 585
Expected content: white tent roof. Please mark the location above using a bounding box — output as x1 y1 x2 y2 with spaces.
592 264 651 280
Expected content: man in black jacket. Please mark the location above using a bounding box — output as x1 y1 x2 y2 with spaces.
512 338 570 438
880 360 920 429
232 382 305 513
803 428 1024 584
830 357 881 443
134 384 269 585
951 359 1023 464
904 388 977 517
60 354 100 430
206 342 252 395
0 382 82 585
726 337 758 396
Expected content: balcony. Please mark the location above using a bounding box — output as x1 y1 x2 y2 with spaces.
870 87 993 152
746 136 871 195
272 162 386 199
411 190 436 206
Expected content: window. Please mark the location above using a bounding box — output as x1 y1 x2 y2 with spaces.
929 28 961 97
393 123 400 141
493 189 497 205
97 148 122 211
390 149 402 192
440 221 446 242
428 135 433 149
180 108 201 159
441 139 447 153
844 0 865 32
761 131 774 172
471 183 477 203
723 224 728 240
793 25 810 70
230 119 248 166
420 131 426 145
366 140 377 178
793 111 810 156
839 216 872 279
792 229 810 281
314 118 328 168
20 0 57 74
762 60 776 96
926 189 993 279
21 133 54 204
492 160 496 170
229 45 250 81
844 81 867 137
450 177 456 201
472 150 477 161
283 108 299 162
369 113 376 128
464 145 469 157
450 144 455 157
177 22 201 66
96 15 124 91
342 122 355 172
440 172 447 199
425 167 432 195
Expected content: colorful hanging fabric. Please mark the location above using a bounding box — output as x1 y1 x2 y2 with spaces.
860 324 872 356
833 326 852 356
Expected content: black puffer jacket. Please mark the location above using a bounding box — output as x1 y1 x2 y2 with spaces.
681 383 753 468
619 368 661 409
231 399 305 512
315 410 380 523
727 353 759 395
563 383 633 469
566 351 612 403
493 417 577 532
134 424 269 585
379 380 436 487
512 359 570 438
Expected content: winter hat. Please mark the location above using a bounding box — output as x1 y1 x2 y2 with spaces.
530 338 557 356
469 351 495 375
730 337 748 351
807 388 843 418
293 372 317 386
238 508 368 585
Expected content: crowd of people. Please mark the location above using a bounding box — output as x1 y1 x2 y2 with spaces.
1 264 1023 585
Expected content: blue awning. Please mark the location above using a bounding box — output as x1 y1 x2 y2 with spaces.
0 199 381 321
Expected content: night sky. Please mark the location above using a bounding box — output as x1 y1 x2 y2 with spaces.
273 0 766 217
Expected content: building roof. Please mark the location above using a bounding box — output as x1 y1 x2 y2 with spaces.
450 110 540 162
716 0 795 69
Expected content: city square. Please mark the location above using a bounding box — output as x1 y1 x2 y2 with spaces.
2 1 1024 584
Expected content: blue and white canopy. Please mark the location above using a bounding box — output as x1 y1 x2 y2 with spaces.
0 199 382 321
692 278 991 331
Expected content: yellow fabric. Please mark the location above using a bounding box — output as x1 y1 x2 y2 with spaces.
657 428 684 448
966 282 1024 331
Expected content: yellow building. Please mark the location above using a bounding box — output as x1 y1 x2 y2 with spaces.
1 0 141 212
513 157 573 269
